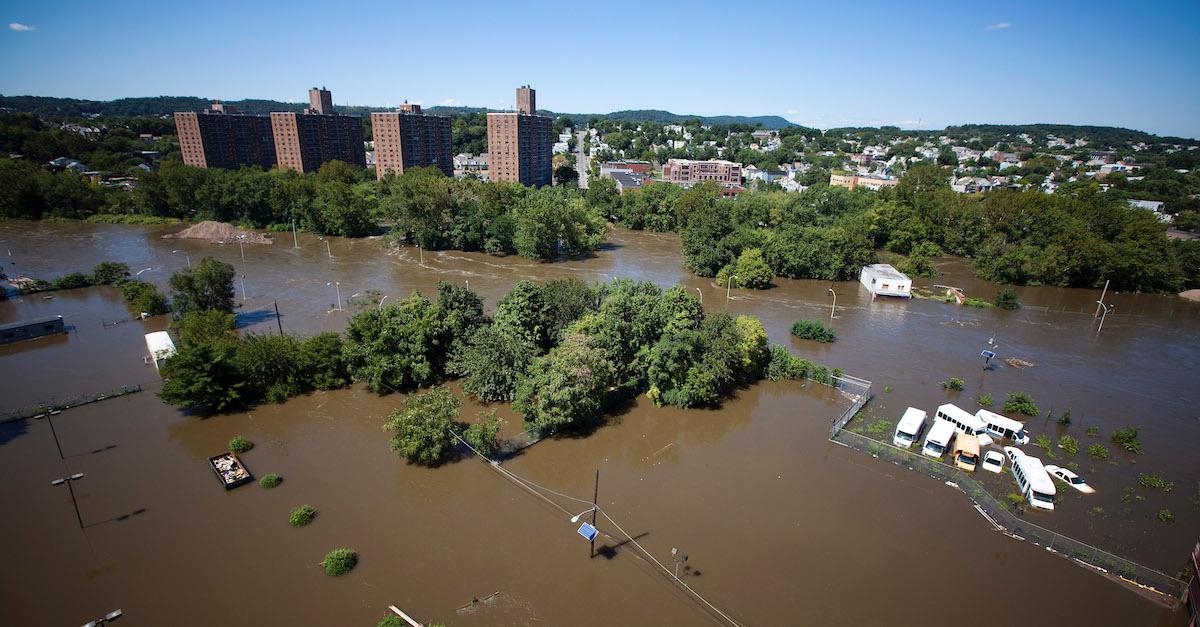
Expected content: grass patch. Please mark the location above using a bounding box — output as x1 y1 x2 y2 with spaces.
1111 426 1143 454
1157 509 1174 523
963 297 993 308
977 393 993 407
1006 492 1025 507
1088 444 1110 459
941 377 965 391
1086 426 1100 437
259 474 282 489
864 419 891 435
1033 434 1052 451
289 505 317 527
1089 506 1104 516
1137 474 1174 493
229 436 253 454
322 548 358 576
1065 461 1080 472
883 385 893 393
1058 435 1079 455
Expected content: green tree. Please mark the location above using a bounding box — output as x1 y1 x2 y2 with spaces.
384 386 461 465
462 410 503 458
299 332 350 390
994 288 1021 310
734 248 773 289
448 324 537 402
159 311 243 412
168 257 235 314
514 332 616 434
343 291 443 392
90 261 130 285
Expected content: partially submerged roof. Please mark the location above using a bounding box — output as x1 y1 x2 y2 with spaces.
0 315 63 332
976 409 1024 432
861 264 910 281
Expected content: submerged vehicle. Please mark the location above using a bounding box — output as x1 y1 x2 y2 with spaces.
1044 465 1095 494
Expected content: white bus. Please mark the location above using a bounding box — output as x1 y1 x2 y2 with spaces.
1009 449 1057 511
976 409 1030 444
922 419 956 459
893 407 928 448
935 403 994 446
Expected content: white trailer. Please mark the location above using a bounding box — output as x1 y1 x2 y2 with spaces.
145 331 176 372
859 264 912 298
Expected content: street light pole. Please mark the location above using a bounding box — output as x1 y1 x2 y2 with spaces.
1096 301 1114 334
328 282 342 311
171 250 191 269
81 608 123 627
828 287 837 321
1094 279 1110 318
725 275 738 303
319 237 332 259
240 274 247 301
51 473 85 529
590 469 599 559
292 219 299 249
695 287 703 303
378 295 389 310
237 236 245 262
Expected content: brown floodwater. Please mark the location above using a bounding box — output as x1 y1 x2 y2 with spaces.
0 220 1196 626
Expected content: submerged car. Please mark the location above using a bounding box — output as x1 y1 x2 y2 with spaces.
1044 465 1095 494
981 450 1005 473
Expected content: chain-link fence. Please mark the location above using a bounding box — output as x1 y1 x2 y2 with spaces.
827 374 872 439
0 384 143 424
830 427 1184 600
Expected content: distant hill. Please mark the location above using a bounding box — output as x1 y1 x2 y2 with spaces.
0 95 794 129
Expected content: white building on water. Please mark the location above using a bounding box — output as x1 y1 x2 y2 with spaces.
859 264 912 298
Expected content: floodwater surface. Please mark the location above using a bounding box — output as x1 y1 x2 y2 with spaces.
0 221 1196 626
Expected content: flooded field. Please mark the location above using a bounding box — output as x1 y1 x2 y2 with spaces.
1 220 1196 626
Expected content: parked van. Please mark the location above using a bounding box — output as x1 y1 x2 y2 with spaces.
922 419 956 458
976 409 1030 444
1009 449 1057 511
893 407 928 448
952 434 980 471
935 403 994 446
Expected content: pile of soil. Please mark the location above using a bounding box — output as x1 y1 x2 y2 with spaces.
162 221 273 244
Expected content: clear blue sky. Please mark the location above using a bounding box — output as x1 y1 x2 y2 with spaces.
3 0 1199 138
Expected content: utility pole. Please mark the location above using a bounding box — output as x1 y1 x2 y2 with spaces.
274 301 283 335
590 469 599 559
1094 279 1110 318
51 473 85 529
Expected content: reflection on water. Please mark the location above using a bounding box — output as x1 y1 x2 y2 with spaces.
0 221 1192 626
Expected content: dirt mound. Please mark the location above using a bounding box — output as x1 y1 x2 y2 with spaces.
162 221 273 244
1180 289 1200 302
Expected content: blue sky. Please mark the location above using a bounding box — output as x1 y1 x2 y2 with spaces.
3 0 1199 138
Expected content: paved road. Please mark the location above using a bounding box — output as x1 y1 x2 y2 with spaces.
576 129 589 189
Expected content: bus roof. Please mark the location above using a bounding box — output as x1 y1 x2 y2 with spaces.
976 409 1024 432
927 419 956 442
954 433 980 455
898 407 927 431
937 403 985 429
1015 454 1056 495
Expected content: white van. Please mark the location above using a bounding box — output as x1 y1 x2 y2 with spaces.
893 407 928 448
922 419 956 458
1010 450 1057 511
976 409 1030 444
935 403 994 446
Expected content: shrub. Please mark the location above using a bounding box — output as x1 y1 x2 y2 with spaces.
1057 410 1072 426
734 248 773 289
1058 435 1079 455
91 261 130 285
942 377 965 391
1088 444 1110 459
883 385 894 393
977 393 993 407
259 474 282 489
51 272 94 290
790 319 837 343
1066 462 1080 472
378 617 408 627
963 297 993 308
811 365 831 385
765 345 810 380
1086 426 1100 437
1003 392 1039 416
462 411 503 459
229 436 253 453
1138 474 1174 493
118 279 170 316
1033 434 1053 452
322 548 358 576
384 386 461 465
994 289 1021 310
1111 426 1143 454
1006 492 1025 507
1158 509 1174 523
289 505 316 527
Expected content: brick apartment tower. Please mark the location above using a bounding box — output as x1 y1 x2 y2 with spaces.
487 85 553 186
174 102 276 169
270 88 365 172
371 103 454 179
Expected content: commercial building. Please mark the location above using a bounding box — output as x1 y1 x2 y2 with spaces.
371 103 454 179
175 102 276 170
487 85 554 186
829 172 899 191
270 87 365 172
0 315 65 345
662 159 742 185
601 160 653 176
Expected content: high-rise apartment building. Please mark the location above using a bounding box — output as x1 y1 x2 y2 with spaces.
487 85 553 187
174 103 276 170
174 88 363 172
270 88 364 172
371 103 453 179
662 158 743 185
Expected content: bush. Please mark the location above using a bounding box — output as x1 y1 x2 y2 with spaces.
90 261 130 285
384 386 461 465
229 436 253 453
1158 509 1174 523
994 289 1021 310
259 474 282 489
765 344 811 380
942 377 965 391
118 279 170 316
790 319 837 343
734 248 773 289
962 297 993 308
462 411 503 459
322 548 358 576
1086 426 1100 437
1003 392 1039 416
1058 435 1079 455
289 505 316 527
1057 410 1072 426
1006 492 1025 507
1111 426 1143 454
1138 474 1174 493
1034 434 1052 451
1088 444 1110 459
977 393 993 407
51 272 94 290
